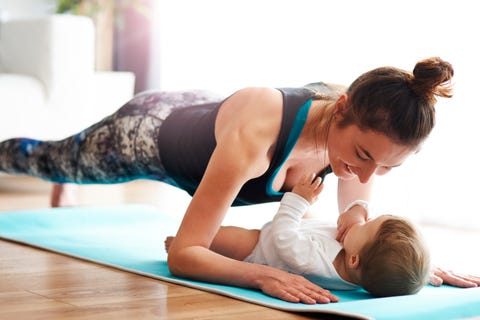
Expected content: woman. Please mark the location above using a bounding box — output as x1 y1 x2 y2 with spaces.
1 57 477 303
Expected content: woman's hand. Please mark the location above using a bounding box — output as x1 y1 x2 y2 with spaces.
429 266 480 288
256 265 339 304
336 205 368 243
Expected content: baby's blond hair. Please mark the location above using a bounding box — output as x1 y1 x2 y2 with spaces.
359 216 430 297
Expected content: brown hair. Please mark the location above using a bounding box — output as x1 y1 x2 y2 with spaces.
339 57 454 147
359 216 430 297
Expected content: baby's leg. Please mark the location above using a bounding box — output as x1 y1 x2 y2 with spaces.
210 226 260 261
165 236 175 253
164 227 260 261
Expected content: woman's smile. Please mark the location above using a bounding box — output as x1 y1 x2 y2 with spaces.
339 162 356 180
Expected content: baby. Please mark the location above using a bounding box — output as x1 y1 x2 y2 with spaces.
166 174 430 297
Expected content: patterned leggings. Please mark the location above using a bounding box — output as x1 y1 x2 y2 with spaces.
0 90 222 185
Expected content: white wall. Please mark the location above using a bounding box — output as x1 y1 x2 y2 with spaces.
0 0 55 19
154 0 480 229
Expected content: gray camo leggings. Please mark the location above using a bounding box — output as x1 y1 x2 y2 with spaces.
0 90 221 185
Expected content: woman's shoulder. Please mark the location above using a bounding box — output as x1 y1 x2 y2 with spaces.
219 87 283 118
230 86 282 104
215 87 284 154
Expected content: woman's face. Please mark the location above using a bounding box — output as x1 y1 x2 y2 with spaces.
327 122 414 183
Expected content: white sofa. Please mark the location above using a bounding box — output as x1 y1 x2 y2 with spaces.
0 14 135 141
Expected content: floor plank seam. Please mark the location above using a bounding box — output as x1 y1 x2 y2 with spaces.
25 289 79 308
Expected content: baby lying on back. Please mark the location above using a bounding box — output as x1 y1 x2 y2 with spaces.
166 173 430 297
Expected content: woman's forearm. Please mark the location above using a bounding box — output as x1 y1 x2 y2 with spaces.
167 244 339 304
337 176 373 213
168 244 269 288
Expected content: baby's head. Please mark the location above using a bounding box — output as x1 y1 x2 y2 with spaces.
343 215 430 297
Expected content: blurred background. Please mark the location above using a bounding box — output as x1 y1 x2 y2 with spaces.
0 0 478 232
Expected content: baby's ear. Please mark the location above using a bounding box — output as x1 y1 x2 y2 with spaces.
348 254 360 270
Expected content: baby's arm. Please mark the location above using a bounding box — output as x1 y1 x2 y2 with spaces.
291 173 324 205
336 200 369 243
165 226 260 262
269 174 325 271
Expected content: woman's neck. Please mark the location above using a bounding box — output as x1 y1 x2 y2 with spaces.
299 100 335 153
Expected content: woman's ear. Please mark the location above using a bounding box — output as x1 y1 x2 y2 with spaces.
334 94 349 115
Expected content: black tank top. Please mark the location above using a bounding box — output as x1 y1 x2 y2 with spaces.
158 87 319 206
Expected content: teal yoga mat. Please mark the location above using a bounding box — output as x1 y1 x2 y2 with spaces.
0 204 479 320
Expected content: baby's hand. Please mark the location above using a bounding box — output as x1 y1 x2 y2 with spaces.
292 173 324 204
336 206 367 243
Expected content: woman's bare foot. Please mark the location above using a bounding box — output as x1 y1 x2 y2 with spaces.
164 236 175 253
50 183 79 207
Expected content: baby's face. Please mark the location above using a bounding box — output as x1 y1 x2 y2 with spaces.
342 215 391 254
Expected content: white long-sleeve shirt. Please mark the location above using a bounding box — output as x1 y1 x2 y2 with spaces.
244 192 359 290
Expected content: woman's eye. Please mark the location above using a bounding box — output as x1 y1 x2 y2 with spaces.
355 150 368 161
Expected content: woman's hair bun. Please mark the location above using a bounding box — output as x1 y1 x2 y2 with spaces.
410 57 454 103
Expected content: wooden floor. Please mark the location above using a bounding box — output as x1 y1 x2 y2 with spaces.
0 177 349 320
1 176 479 319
